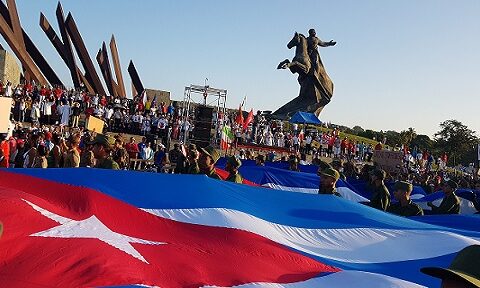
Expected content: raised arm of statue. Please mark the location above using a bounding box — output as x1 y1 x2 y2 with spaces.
319 39 336 47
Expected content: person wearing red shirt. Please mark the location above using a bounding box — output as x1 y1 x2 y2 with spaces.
83 93 90 107
54 87 63 99
340 138 347 156
124 137 139 160
84 106 94 117
100 96 108 107
374 142 383 150
40 86 47 97
24 82 33 93
0 134 10 168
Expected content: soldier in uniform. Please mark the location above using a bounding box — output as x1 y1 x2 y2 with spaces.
367 169 391 211
89 134 120 170
330 159 346 181
318 167 342 197
388 181 423 216
198 145 221 180
186 149 200 174
428 180 461 214
225 156 243 183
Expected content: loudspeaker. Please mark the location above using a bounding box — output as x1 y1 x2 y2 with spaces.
192 127 211 139
192 105 213 141
196 106 213 122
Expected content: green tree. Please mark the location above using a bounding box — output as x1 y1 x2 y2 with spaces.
385 130 401 147
434 120 479 165
410 134 433 151
352 125 364 134
399 127 417 147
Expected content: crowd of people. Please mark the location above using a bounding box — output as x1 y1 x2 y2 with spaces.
1 81 479 216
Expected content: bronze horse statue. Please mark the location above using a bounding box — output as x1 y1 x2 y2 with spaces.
275 31 335 118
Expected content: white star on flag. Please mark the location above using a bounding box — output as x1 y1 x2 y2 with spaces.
23 199 165 264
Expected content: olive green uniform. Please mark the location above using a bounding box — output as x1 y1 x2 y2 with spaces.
431 193 460 214
95 157 120 170
318 187 342 197
388 200 424 217
226 172 243 184
186 161 200 174
370 184 391 211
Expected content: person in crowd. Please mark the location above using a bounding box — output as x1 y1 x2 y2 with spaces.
89 134 119 170
367 168 391 211
113 138 129 170
255 154 265 166
186 148 200 174
71 102 81 128
63 133 81 168
141 142 154 161
288 155 300 172
318 167 342 196
0 134 9 168
168 143 182 165
124 137 139 169
153 143 167 173
421 245 480 288
23 133 42 168
47 133 62 168
33 144 48 168
428 180 461 214
225 156 243 183
330 159 346 181
387 181 424 216
168 143 186 173
80 139 95 168
198 145 221 180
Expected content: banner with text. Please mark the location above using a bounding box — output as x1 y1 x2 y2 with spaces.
373 150 403 173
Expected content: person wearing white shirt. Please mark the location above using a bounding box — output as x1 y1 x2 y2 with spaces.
305 134 313 154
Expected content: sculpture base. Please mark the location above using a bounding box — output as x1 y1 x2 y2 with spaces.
272 75 331 120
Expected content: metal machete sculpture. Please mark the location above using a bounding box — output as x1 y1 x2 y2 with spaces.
274 29 336 119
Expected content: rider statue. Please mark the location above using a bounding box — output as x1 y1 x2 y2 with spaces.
306 29 336 74
274 28 336 118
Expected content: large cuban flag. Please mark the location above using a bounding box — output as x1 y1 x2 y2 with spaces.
218 159 479 215
1 168 479 288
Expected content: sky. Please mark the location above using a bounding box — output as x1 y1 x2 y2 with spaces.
2 0 479 137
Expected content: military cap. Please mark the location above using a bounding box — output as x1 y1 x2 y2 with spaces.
227 156 242 168
394 181 413 193
421 245 480 287
199 145 220 164
87 134 115 148
319 167 340 181
445 180 459 190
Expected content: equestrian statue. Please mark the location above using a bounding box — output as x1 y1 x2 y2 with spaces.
274 29 336 118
